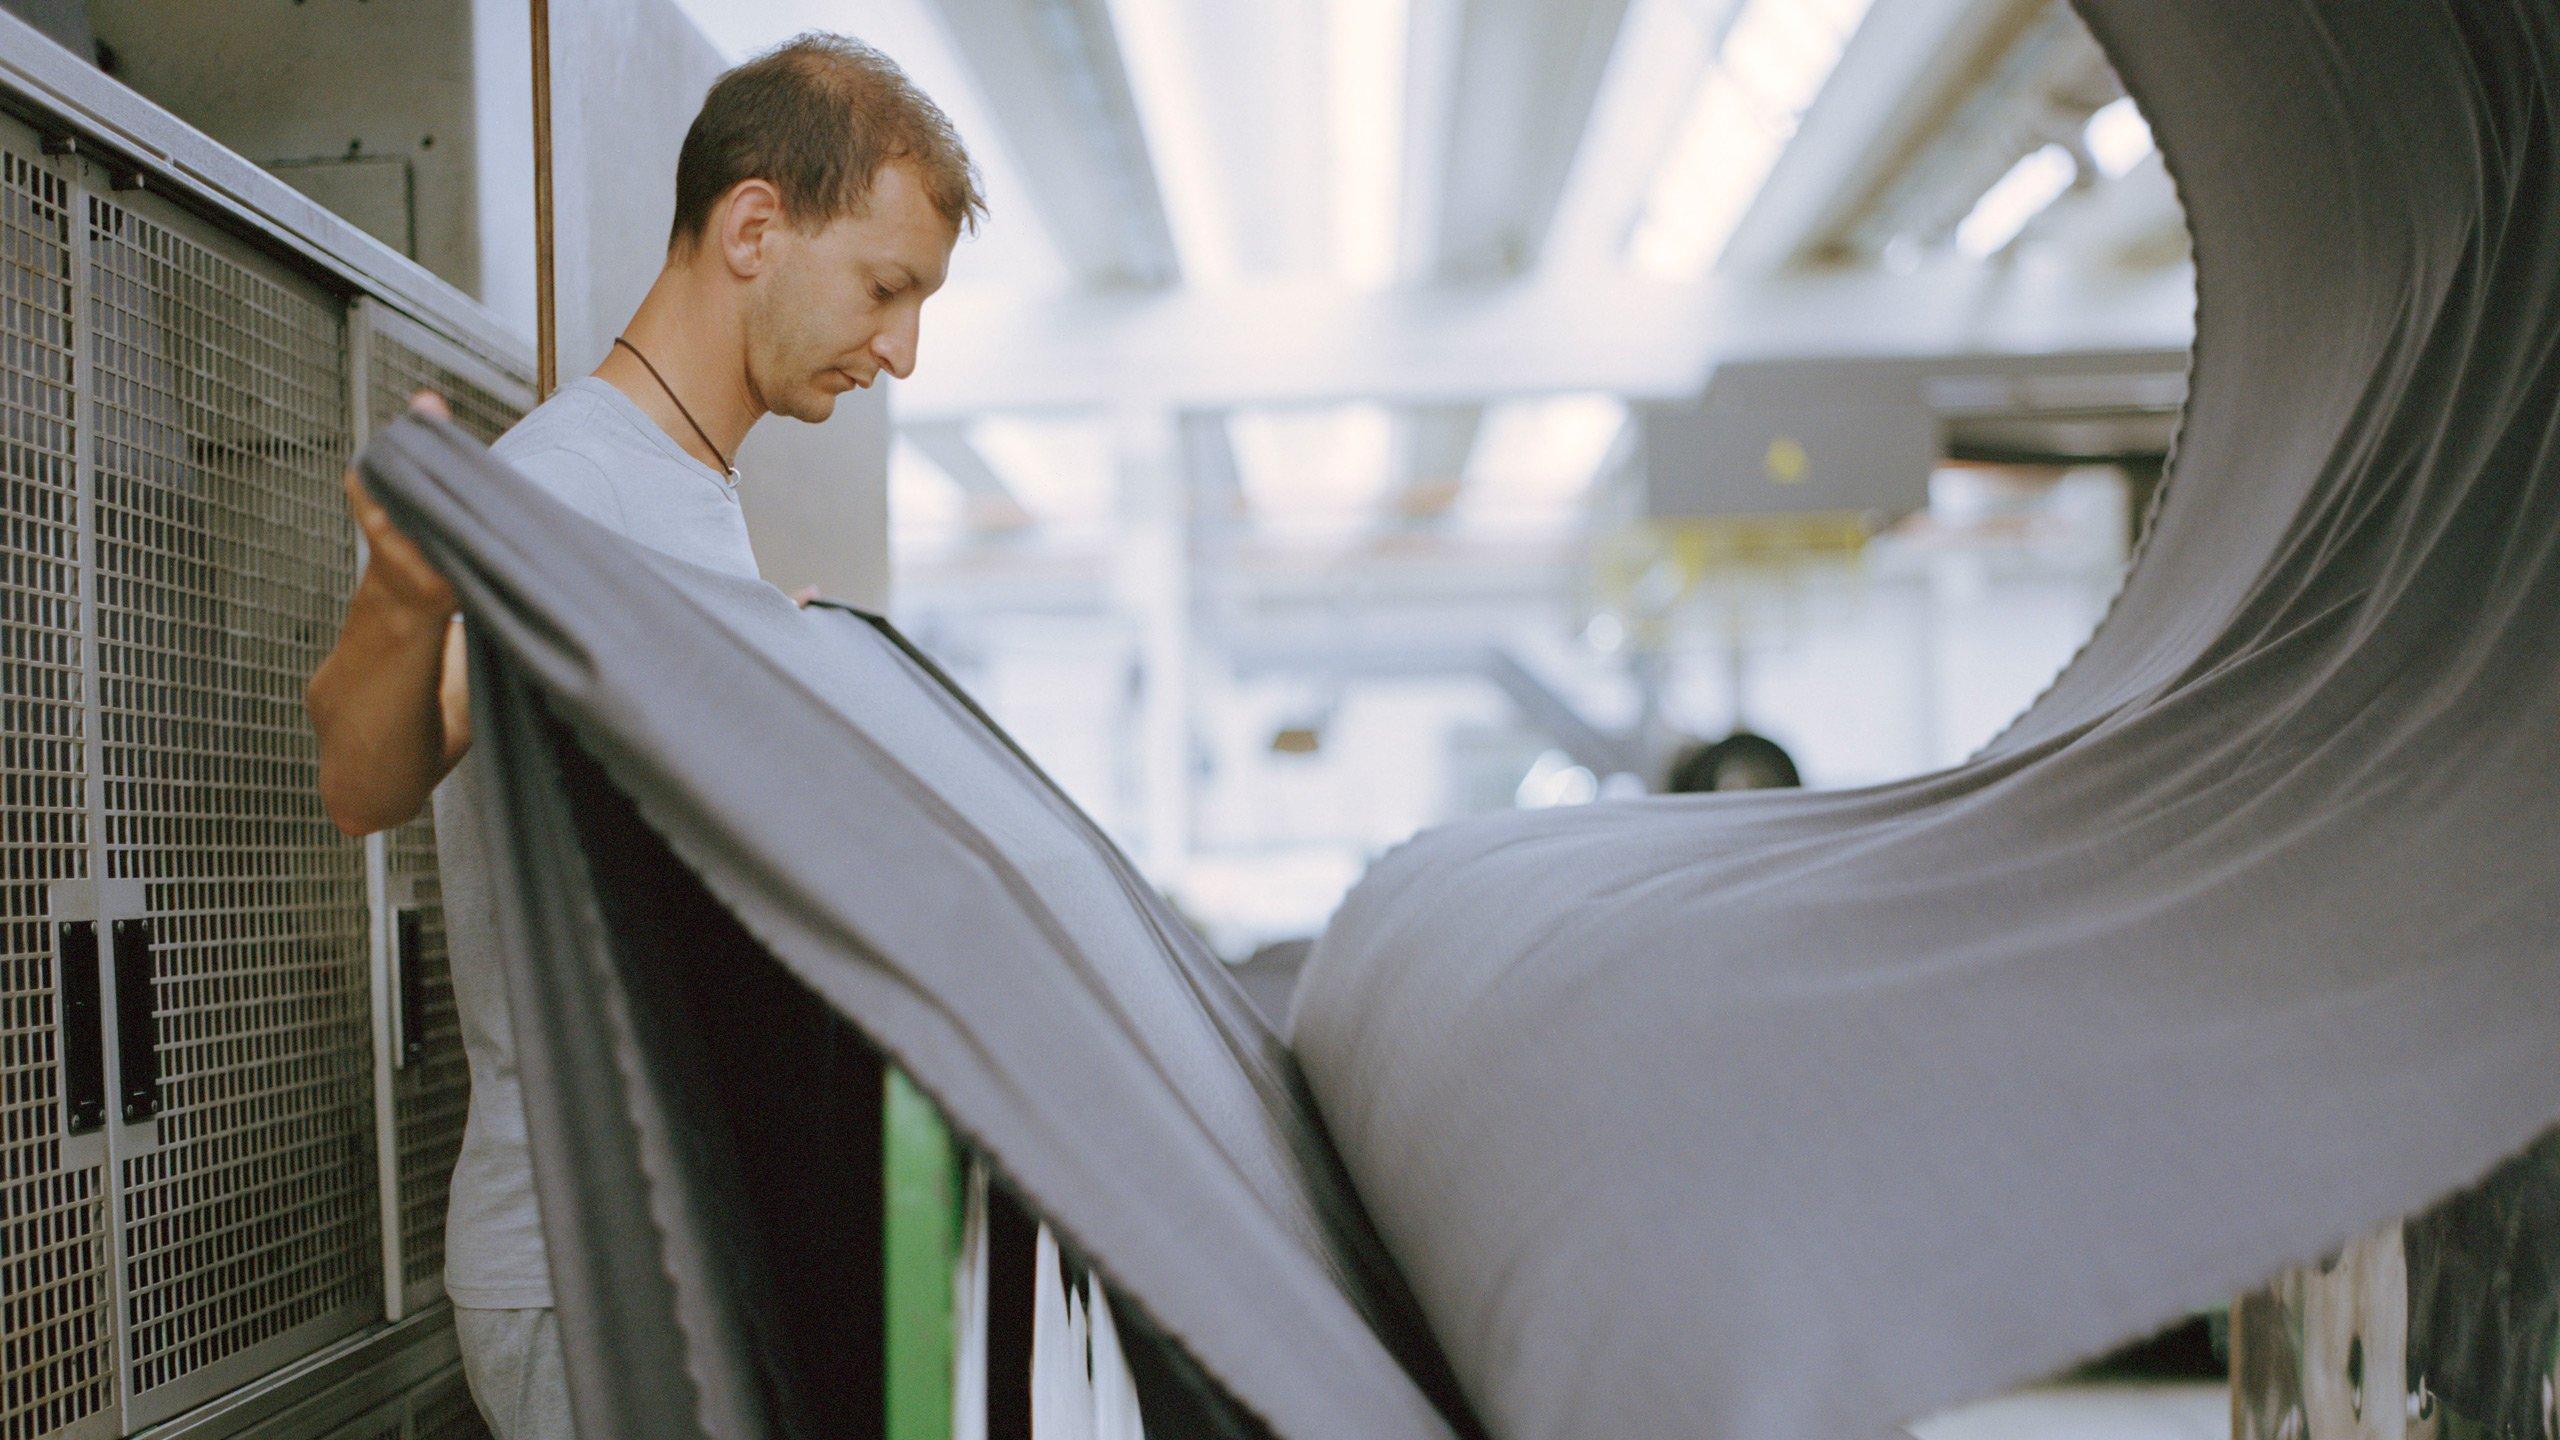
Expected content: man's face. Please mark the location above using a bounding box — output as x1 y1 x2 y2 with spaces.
744 161 956 423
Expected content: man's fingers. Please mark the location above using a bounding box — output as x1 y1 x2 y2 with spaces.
345 471 411 556
343 467 394 539
342 466 453 606
409 390 450 420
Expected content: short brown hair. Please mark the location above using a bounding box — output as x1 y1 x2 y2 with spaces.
669 34 985 252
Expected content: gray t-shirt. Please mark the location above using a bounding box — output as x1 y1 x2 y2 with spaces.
434 376 762 1309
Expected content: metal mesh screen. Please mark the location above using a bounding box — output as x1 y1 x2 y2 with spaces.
86 192 378 1400
0 148 115 1440
365 322 524 1298
367 329 519 448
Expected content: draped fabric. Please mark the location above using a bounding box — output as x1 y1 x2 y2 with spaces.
1297 1 2560 1437
362 420 1475 1440
358 0 2560 1435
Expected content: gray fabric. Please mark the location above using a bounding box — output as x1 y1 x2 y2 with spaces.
359 426 1472 1439
354 0 2560 1436
455 1307 576 1440
435 375 759 1309
1293 2 2560 1438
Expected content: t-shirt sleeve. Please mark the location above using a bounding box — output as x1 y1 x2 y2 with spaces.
493 445 631 537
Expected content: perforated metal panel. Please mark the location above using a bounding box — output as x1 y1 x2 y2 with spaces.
361 308 527 1308
85 188 379 1417
0 142 116 1440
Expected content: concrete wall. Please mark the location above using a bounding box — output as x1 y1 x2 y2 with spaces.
539 0 893 607
89 0 484 296
0 0 92 53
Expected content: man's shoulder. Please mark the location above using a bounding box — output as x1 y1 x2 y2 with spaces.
491 382 614 463
491 392 629 531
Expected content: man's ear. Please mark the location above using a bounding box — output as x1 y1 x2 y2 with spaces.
716 179 784 277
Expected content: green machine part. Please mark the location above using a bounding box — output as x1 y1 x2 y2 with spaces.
885 1066 963 1440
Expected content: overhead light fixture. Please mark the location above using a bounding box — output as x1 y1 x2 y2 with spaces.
2083 95 2157 179
1456 394 1630 530
1954 143 2078 259
1328 0 1408 286
1627 0 1875 281
1231 403 1397 539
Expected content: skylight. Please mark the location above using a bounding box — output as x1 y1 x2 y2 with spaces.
1955 143 2078 258
1329 0 1409 286
971 414 1118 540
2083 95 2156 179
1107 0 1240 283
1456 394 1629 531
1231 404 1397 540
1628 0 1875 281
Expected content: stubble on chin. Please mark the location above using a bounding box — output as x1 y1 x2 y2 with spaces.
776 385 837 424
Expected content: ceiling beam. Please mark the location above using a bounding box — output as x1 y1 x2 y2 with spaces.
921 0 1181 287
894 256 2195 417
1177 410 1247 521
1402 0 1637 280
903 418 1035 532
1719 0 2045 272
1537 0 1741 276
1110 0 1329 278
1388 404 1483 524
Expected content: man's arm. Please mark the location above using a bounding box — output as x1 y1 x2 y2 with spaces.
307 458 473 838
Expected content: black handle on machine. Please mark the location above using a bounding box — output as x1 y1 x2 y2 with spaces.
57 920 104 1136
396 908 426 1067
113 918 159 1124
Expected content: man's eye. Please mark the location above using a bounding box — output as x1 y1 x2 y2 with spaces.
872 285 895 302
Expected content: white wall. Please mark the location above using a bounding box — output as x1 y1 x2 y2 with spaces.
495 0 893 606
472 0 538 345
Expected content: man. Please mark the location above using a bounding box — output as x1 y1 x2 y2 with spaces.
305 35 981 1439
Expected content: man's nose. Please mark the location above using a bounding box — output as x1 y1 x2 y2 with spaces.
871 317 918 380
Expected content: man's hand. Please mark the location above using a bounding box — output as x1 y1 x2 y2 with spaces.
306 393 471 837
790 585 822 608
344 464 458 624
345 391 459 625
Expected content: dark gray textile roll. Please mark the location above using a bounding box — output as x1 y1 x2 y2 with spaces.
1295 1 2560 1437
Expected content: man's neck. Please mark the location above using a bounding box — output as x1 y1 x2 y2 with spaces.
591 271 762 473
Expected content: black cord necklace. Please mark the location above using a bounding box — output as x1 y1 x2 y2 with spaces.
612 336 739 487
